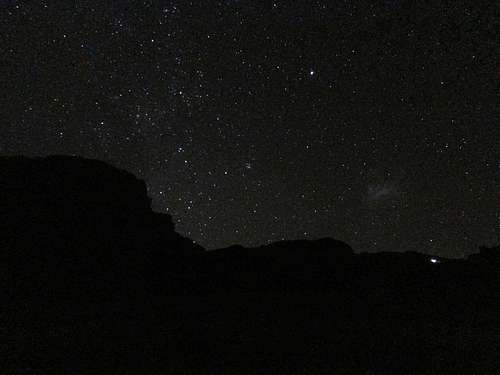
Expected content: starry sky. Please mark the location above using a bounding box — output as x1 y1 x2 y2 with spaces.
1 1 499 257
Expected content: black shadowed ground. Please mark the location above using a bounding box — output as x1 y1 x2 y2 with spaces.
2 155 499 374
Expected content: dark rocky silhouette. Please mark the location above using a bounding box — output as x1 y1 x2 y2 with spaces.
1 155 202 302
2 155 498 374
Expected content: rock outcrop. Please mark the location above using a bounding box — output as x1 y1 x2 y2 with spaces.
0 155 203 301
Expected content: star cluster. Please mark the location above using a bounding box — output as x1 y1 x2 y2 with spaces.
1 1 499 256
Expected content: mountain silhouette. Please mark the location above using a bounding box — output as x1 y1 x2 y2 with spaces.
2 155 498 374
1 155 203 302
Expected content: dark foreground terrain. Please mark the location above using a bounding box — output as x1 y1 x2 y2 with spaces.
2 156 499 374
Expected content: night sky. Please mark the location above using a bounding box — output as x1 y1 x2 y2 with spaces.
1 1 499 256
